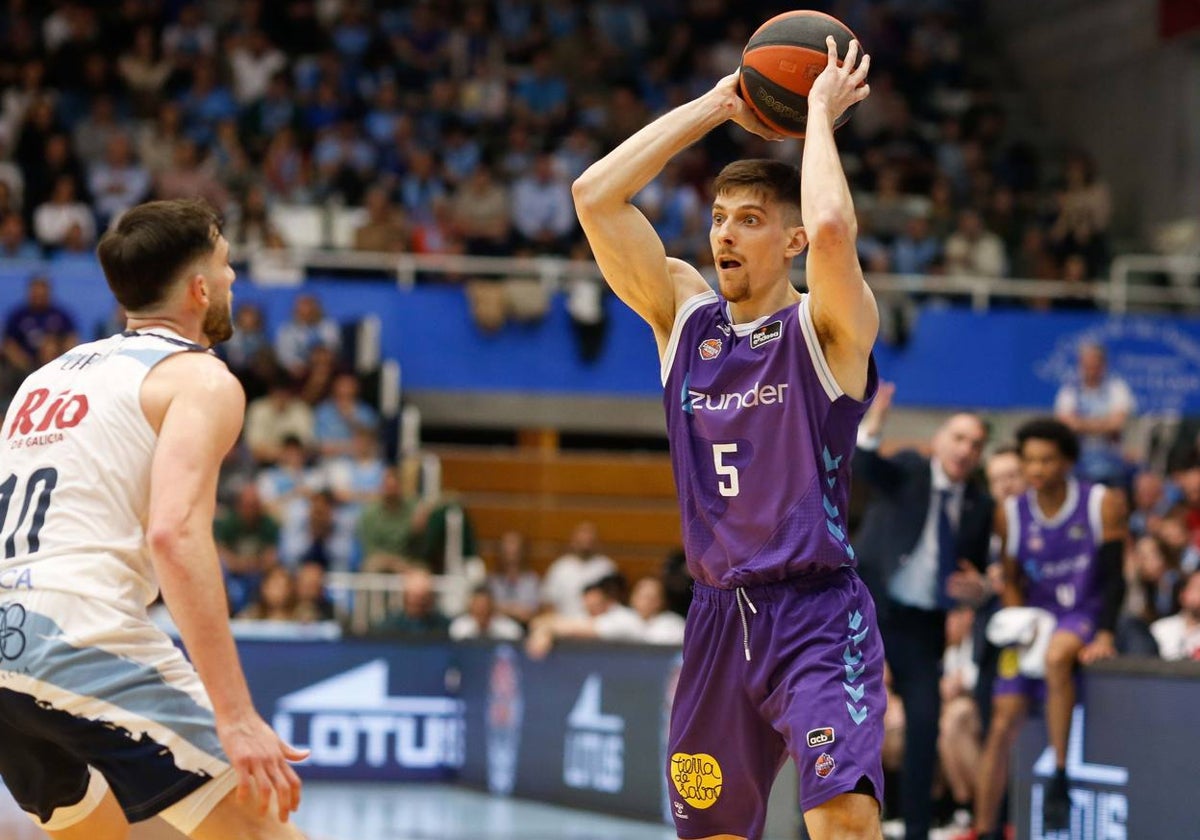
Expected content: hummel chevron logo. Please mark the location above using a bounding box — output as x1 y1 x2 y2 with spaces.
842 610 870 725
823 495 838 518
826 521 846 541
822 446 843 472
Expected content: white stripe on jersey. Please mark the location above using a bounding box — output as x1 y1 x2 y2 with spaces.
660 290 718 386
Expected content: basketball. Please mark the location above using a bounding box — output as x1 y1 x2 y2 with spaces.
738 10 860 138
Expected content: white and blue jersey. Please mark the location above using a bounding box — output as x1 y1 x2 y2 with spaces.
0 330 236 833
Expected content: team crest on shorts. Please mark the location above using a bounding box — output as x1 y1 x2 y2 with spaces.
670 752 723 809
815 752 836 778
698 338 722 360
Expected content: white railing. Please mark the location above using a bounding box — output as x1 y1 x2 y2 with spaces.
324 569 481 636
233 246 1200 314
1109 254 1200 314
323 507 482 634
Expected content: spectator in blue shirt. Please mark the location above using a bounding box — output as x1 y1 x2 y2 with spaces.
0 214 41 260
512 50 569 130
892 214 942 275
3 275 77 376
314 371 379 459
274 293 341 379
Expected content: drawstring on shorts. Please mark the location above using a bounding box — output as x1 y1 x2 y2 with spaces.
735 587 758 661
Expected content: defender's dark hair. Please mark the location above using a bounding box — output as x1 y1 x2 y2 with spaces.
712 159 802 222
96 199 222 312
1015 417 1080 463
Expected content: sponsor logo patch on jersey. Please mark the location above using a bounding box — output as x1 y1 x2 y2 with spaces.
1068 524 1087 541
806 727 836 748
750 320 782 349
815 752 836 778
698 338 722 361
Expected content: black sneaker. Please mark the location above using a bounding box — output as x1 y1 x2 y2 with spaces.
1043 769 1071 831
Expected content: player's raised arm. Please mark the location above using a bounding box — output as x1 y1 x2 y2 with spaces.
573 71 783 351
802 37 877 399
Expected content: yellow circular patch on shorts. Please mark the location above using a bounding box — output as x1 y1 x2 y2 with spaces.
670 752 723 809
999 647 1021 679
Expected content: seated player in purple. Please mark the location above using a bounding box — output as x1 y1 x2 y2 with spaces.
574 37 881 840
972 418 1127 838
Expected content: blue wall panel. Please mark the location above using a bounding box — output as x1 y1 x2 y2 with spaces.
7 263 1200 411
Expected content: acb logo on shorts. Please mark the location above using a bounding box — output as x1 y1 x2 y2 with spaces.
806 727 836 748
670 752 723 809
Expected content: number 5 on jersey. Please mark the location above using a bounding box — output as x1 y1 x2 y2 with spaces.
712 443 740 497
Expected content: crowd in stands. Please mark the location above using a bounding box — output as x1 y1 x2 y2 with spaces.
0 266 687 651
0 0 1115 309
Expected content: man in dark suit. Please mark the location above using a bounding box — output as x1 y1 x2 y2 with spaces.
852 383 993 840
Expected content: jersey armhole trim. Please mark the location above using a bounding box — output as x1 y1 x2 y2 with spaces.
798 296 843 402
660 290 718 386
1087 483 1106 543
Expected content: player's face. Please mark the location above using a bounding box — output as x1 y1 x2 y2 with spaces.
710 189 804 303
200 235 235 346
986 452 1025 501
1020 438 1071 492
1180 573 1200 616
933 414 987 484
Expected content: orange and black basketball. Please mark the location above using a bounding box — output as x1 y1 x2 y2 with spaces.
738 10 860 138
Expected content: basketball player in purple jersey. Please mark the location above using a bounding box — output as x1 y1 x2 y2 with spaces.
971 419 1127 838
574 37 882 840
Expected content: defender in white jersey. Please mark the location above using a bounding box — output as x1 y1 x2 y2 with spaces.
0 200 306 839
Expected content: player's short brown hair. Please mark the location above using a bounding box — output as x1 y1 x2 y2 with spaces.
97 199 222 312
713 159 802 224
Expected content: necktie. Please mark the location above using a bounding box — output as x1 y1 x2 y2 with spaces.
936 488 958 610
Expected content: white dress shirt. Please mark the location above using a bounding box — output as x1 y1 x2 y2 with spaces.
888 459 964 610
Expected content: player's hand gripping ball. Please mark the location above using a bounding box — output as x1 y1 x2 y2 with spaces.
738 10 863 138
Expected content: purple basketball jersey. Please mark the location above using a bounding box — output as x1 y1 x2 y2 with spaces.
661 291 877 589
1006 479 1107 618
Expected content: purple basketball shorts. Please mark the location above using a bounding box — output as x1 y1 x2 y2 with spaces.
666 568 885 839
993 609 1097 701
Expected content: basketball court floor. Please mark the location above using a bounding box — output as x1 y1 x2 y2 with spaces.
0 781 679 840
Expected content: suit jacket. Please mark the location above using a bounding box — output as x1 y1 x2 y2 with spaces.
852 448 994 622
